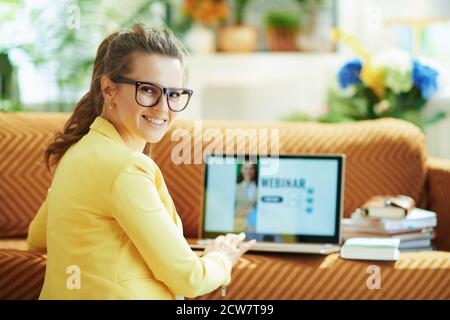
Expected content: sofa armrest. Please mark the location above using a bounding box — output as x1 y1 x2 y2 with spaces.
425 157 450 251
0 249 46 300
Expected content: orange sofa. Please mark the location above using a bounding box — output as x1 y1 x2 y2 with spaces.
0 112 449 300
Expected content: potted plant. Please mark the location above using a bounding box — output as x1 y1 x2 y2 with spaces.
183 0 230 54
265 11 301 51
217 0 258 52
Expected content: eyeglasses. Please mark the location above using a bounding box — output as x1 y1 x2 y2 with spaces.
111 76 193 112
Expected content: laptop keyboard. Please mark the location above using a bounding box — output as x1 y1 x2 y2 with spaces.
194 239 340 254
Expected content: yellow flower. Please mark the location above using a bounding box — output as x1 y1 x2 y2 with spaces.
331 28 385 98
330 29 371 62
184 0 229 25
361 65 385 97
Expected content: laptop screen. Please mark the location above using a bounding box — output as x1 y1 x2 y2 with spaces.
202 155 344 244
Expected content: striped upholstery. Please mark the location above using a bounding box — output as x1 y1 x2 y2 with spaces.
1 112 449 300
0 249 46 300
149 118 428 239
0 112 69 237
0 238 28 250
0 248 448 299
426 157 450 251
192 251 450 300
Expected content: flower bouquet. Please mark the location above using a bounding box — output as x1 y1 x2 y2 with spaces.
183 0 230 26
326 29 445 129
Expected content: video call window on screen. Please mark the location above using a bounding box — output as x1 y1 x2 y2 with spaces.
203 155 340 242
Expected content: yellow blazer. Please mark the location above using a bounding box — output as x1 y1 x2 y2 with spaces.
27 116 231 299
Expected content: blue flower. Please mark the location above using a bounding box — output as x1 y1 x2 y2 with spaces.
412 60 439 100
338 59 362 89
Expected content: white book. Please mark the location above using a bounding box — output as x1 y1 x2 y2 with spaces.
342 230 434 242
364 206 406 219
343 208 437 233
399 239 431 249
400 245 435 252
340 238 400 261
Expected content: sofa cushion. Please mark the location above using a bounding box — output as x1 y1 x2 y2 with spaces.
0 238 28 250
426 157 450 251
192 251 450 300
0 249 46 300
149 118 428 238
0 114 429 240
0 112 69 237
1 248 448 300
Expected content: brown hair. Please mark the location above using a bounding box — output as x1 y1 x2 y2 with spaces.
44 23 188 172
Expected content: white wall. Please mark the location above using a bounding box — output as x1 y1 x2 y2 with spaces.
182 53 343 121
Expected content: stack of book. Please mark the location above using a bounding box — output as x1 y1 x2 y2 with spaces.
342 207 437 252
341 237 400 261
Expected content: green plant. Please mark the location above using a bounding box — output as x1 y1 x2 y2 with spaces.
0 50 22 112
295 0 326 11
282 110 358 124
0 99 28 112
1 0 170 112
281 111 314 122
264 11 301 30
0 52 13 99
234 0 250 25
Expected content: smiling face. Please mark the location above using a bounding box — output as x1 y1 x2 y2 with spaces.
241 164 257 182
100 52 185 151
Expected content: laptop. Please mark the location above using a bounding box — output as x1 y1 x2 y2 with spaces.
188 154 345 254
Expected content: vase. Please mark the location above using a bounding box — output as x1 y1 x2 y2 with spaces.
266 28 299 52
184 23 216 54
217 25 258 52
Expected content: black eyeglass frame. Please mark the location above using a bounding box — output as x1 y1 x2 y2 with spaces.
111 76 193 112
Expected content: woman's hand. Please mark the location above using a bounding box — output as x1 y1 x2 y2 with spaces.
204 232 256 267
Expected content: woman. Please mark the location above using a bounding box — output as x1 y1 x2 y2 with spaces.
234 163 258 233
27 24 255 299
